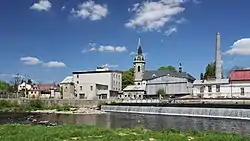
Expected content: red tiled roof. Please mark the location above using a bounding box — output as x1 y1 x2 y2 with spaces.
31 84 58 91
230 69 250 81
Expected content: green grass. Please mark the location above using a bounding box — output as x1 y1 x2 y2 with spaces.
0 124 249 141
0 99 73 112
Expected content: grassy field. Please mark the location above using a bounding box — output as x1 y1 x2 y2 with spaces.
0 124 249 141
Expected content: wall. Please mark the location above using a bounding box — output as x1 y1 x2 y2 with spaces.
146 75 190 95
61 83 75 99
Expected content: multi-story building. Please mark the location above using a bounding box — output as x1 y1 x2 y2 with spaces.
72 67 122 100
60 76 75 99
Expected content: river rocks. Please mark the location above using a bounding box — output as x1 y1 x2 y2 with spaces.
30 107 105 115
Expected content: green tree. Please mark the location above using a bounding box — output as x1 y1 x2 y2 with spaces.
0 81 10 92
204 62 215 80
156 88 166 100
122 68 134 89
158 66 177 72
27 79 32 84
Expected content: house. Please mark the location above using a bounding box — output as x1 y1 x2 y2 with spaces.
18 82 32 92
122 38 195 99
72 66 122 100
28 84 60 99
60 76 75 99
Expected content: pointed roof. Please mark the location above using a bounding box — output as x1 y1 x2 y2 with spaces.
137 38 143 55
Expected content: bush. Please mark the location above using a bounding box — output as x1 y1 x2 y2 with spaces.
28 99 43 109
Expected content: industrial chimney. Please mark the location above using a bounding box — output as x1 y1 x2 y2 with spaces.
215 32 222 79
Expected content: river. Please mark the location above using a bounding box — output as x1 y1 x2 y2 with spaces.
1 112 250 134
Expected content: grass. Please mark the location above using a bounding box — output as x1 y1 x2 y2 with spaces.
0 99 73 112
0 124 249 141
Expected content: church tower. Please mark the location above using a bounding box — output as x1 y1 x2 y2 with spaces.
133 38 146 85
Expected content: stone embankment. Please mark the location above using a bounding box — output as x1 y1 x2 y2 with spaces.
30 107 105 115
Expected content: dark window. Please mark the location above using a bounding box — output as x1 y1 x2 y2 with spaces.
208 86 212 92
200 86 204 93
79 94 85 99
216 85 220 92
77 75 79 78
138 66 141 72
241 88 245 95
80 86 82 90
90 86 93 91
77 81 79 84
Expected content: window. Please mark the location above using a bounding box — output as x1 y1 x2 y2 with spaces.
77 81 79 84
79 93 85 99
200 86 204 93
216 85 220 92
138 66 141 72
208 86 212 92
241 88 245 95
90 86 93 91
77 75 79 78
80 86 82 90
138 83 140 85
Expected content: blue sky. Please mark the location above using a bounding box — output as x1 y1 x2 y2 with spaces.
1 0 250 83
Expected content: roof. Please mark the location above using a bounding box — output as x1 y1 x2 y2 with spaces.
193 79 229 85
60 76 73 84
142 70 196 81
230 69 250 81
123 85 146 91
73 70 122 74
32 84 58 91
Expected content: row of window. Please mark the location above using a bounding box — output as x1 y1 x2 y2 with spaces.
113 74 121 79
79 86 93 91
200 85 245 94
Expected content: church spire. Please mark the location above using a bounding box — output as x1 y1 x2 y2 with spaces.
137 37 143 55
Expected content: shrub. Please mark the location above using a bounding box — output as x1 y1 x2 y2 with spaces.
28 99 43 109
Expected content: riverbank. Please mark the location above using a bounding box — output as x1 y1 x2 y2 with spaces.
29 107 105 115
0 99 104 115
0 124 249 141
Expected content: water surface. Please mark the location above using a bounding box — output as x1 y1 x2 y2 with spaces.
1 112 250 135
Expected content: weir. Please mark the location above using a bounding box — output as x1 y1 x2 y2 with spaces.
101 105 250 120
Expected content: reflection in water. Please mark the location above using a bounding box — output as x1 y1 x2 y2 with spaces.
35 113 250 134
1 112 250 134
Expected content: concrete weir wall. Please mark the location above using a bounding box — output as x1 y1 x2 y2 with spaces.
101 105 250 120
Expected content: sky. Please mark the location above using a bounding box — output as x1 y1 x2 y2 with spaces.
1 0 250 83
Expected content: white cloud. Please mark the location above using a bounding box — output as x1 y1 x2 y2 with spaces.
175 17 186 24
20 57 41 65
30 0 52 12
165 27 177 36
101 64 118 68
125 0 188 32
71 0 108 20
61 5 66 11
225 38 250 55
83 43 127 53
43 61 66 68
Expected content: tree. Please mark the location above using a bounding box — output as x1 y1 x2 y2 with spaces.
158 66 177 72
156 88 166 100
204 62 215 80
0 81 10 92
122 68 134 89
27 79 32 84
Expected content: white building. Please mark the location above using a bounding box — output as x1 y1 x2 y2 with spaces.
60 76 75 99
72 67 122 100
122 38 195 99
193 70 250 98
18 82 32 92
